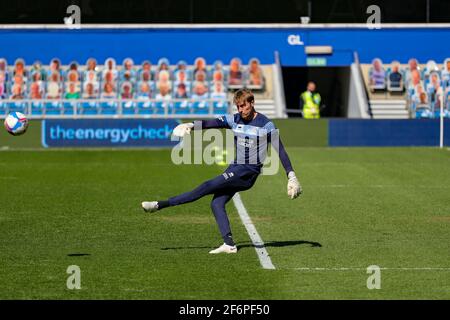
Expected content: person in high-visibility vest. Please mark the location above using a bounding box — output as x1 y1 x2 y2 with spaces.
300 81 321 119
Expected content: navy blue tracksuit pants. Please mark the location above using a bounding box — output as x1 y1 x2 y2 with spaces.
168 164 260 245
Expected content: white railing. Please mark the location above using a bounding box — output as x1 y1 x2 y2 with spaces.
0 98 231 119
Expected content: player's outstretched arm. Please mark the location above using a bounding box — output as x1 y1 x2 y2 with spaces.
172 117 231 137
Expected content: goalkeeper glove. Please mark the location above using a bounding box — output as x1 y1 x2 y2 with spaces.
173 122 194 137
287 171 302 199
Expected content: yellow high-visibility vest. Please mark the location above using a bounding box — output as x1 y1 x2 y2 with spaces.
301 91 321 119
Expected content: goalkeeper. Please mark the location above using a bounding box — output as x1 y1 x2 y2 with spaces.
142 89 302 254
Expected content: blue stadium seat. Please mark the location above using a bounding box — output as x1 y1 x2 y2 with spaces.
79 101 98 115
0 58 272 120
213 101 228 115
0 102 7 116
153 101 173 115
8 101 27 114
99 101 118 115
414 103 433 119
31 101 44 115
433 92 450 118
63 101 76 115
45 101 62 115
192 101 209 115
433 109 449 118
122 101 136 115
137 101 153 115
173 101 191 115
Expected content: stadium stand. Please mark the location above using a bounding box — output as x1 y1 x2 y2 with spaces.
362 58 450 119
0 57 276 118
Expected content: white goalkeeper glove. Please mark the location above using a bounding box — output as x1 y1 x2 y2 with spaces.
287 171 302 199
173 122 194 137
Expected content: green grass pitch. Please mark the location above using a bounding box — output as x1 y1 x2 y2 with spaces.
0 147 449 299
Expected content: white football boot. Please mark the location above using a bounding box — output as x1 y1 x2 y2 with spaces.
209 243 237 254
141 201 159 213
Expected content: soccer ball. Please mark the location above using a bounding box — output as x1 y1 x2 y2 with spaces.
4 112 29 136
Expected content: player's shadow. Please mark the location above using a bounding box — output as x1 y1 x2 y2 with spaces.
237 240 322 250
160 240 321 251
67 253 91 257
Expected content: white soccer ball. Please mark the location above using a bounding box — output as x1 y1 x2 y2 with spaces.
4 112 29 136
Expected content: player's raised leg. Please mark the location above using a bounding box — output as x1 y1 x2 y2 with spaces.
141 171 232 213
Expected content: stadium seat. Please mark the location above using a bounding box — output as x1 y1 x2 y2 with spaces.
8 101 27 114
386 63 404 93
192 101 209 115
31 101 43 115
99 101 118 115
79 101 98 115
44 101 62 115
0 102 7 116
213 101 228 115
0 57 271 120
246 83 265 91
62 101 76 115
173 100 191 115
433 109 449 118
136 101 153 115
368 69 386 91
433 91 450 118
122 101 136 115
414 103 433 119
153 101 172 115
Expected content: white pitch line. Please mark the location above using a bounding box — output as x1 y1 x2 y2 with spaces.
310 185 450 189
232 192 275 270
291 267 450 271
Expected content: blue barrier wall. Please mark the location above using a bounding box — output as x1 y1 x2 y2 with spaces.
329 119 450 147
39 118 450 148
1 27 449 67
42 119 180 148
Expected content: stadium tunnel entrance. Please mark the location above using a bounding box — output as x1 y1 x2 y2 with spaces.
282 67 351 118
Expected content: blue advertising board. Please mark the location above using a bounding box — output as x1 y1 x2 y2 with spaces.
329 119 450 147
42 119 180 148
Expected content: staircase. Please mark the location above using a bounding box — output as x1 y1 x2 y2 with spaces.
369 100 410 119
255 99 277 118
